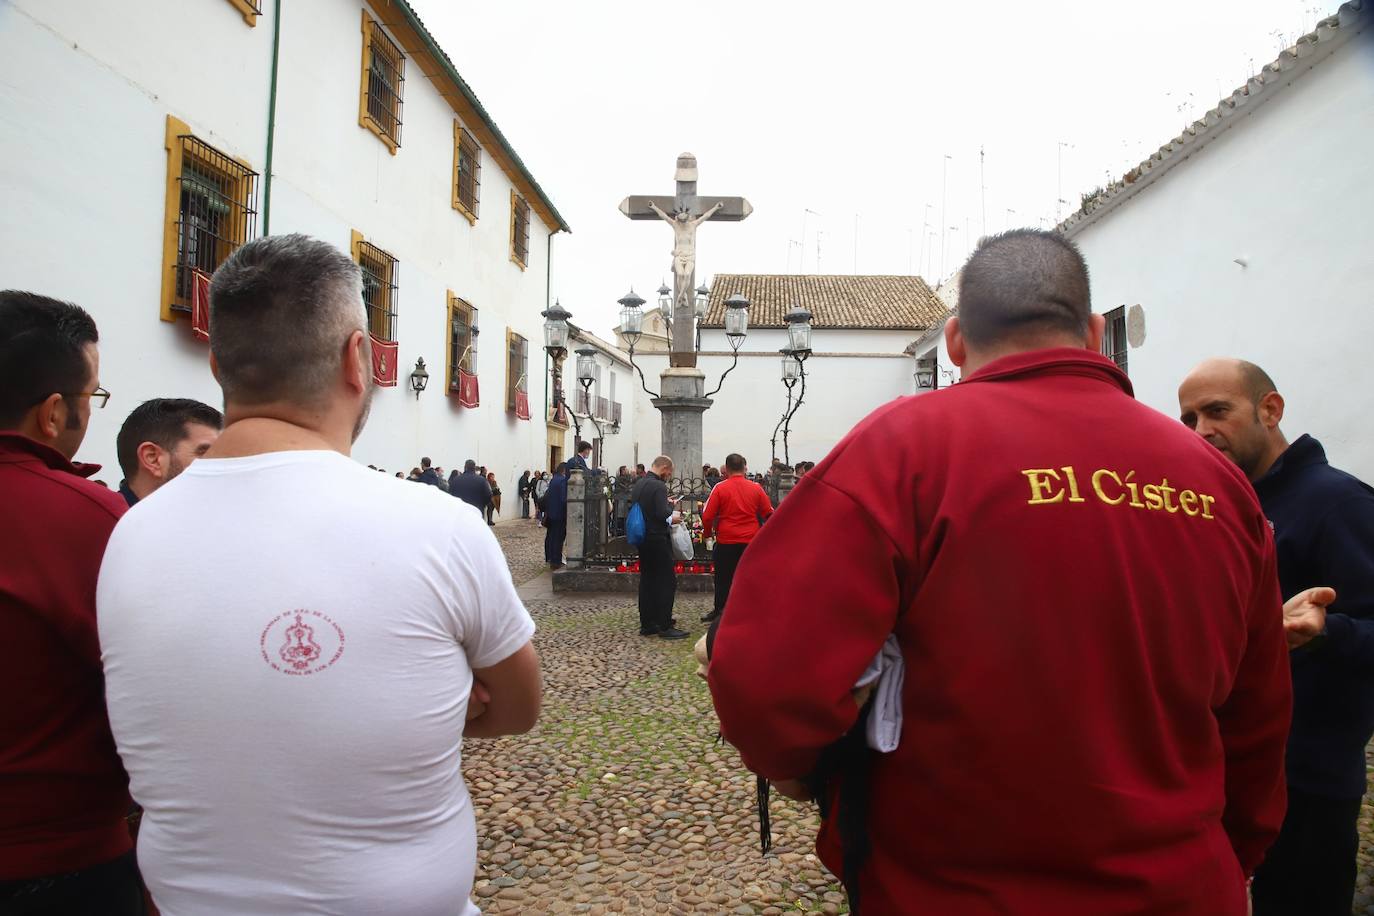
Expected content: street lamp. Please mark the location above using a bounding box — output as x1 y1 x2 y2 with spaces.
723 293 749 347
694 282 710 320
542 302 572 425
784 306 814 356
409 357 429 399
657 282 672 325
574 345 603 444
914 355 937 390
618 289 644 348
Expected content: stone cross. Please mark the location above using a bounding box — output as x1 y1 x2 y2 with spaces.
619 153 752 367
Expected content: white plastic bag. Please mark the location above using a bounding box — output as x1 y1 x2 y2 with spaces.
670 522 694 561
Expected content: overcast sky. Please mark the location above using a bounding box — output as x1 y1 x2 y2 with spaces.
408 0 1337 339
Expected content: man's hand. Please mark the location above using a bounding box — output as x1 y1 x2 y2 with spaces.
466 679 491 722
670 511 682 525
770 778 812 802
1284 586 1336 650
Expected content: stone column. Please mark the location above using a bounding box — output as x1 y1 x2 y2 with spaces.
776 468 798 503
566 469 585 569
652 367 711 476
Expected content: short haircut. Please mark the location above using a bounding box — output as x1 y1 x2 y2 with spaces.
555 462 568 475
0 291 99 428
116 398 224 479
957 229 1092 348
578 441 592 454
421 457 432 468
724 453 746 473
209 234 364 408
1237 360 1279 406
464 459 477 472
651 455 673 473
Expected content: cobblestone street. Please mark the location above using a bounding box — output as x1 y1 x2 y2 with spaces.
468 522 848 914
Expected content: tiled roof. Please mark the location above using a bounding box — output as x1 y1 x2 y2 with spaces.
1059 0 1368 236
700 274 948 330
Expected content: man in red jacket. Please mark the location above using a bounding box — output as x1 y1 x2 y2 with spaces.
0 291 142 912
700 452 773 638
709 230 1291 915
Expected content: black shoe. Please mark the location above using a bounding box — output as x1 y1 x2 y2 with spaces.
639 628 659 637
658 627 690 640
700 610 721 623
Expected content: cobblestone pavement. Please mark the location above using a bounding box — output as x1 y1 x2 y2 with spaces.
467 526 847 914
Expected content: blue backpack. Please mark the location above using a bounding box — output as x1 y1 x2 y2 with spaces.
625 502 646 546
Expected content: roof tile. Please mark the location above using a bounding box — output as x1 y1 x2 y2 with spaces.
700 274 948 330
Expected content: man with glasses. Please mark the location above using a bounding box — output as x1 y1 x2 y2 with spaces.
0 291 144 913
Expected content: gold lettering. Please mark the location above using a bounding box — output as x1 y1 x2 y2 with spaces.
1143 484 1164 510
1022 468 1065 505
1091 469 1124 505
1160 478 1179 514
1199 493 1216 520
1179 490 1199 517
1061 466 1086 503
1123 471 1144 508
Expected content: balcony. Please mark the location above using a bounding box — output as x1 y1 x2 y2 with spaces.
612 401 623 425
594 396 609 420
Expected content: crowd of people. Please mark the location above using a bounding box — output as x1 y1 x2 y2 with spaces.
2 228 1371 916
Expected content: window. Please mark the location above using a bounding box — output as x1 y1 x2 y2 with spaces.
452 123 481 223
506 330 528 412
510 191 530 269
351 231 398 341
224 0 260 25
1102 306 1128 374
446 294 474 389
160 116 258 322
359 12 405 153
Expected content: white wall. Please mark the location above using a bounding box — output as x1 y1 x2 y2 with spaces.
0 0 560 502
1068 28 1374 482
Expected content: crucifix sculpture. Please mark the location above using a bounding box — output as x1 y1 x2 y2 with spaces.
620 153 752 367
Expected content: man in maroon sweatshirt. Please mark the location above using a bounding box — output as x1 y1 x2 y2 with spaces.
709 230 1291 915
0 291 141 912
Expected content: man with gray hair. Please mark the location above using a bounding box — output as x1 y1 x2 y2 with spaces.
96 234 541 915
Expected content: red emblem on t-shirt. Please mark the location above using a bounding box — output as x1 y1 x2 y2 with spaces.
261 610 345 676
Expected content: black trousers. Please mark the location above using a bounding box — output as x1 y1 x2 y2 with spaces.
1251 785 1361 916
637 534 676 633
520 496 530 518
544 519 566 566
0 852 145 916
707 542 748 657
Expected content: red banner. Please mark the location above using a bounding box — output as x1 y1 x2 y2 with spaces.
191 269 211 343
457 369 480 408
514 390 531 420
370 334 398 387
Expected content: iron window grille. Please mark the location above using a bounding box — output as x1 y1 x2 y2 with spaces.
510 193 530 267
358 241 399 342
454 126 481 220
595 396 609 420
363 18 405 148
448 297 474 389
574 390 591 415
507 332 528 411
172 135 258 313
1102 306 1128 375
612 401 623 425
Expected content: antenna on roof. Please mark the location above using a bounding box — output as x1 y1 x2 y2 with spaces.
979 146 987 237
853 213 859 274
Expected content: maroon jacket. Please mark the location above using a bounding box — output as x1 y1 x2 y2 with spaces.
0 432 131 878
709 349 1290 915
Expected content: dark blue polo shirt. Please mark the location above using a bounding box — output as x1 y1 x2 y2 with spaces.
1253 434 1374 799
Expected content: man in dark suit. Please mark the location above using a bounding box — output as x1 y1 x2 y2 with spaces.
630 456 688 640
567 441 592 473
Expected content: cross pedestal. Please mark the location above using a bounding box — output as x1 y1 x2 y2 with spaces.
651 367 711 477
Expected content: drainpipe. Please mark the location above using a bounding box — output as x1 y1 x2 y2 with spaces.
261 0 283 235
544 231 553 439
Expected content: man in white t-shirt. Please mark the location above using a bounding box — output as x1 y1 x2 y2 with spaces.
97 234 541 916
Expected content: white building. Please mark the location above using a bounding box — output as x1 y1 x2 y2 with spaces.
0 0 569 496
555 324 637 474
625 274 949 471
1060 0 1373 480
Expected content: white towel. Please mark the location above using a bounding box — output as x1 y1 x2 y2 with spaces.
854 635 904 753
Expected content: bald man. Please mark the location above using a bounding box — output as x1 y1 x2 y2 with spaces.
1180 359 1374 916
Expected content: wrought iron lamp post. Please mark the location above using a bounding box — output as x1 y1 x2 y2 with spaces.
541 302 571 427
409 357 429 399
574 346 603 445
774 306 814 466
618 287 750 400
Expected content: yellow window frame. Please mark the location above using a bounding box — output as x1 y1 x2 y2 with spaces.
351 229 399 342
446 292 476 393
452 122 480 224
358 10 403 155
224 0 259 26
510 190 530 270
159 115 256 323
